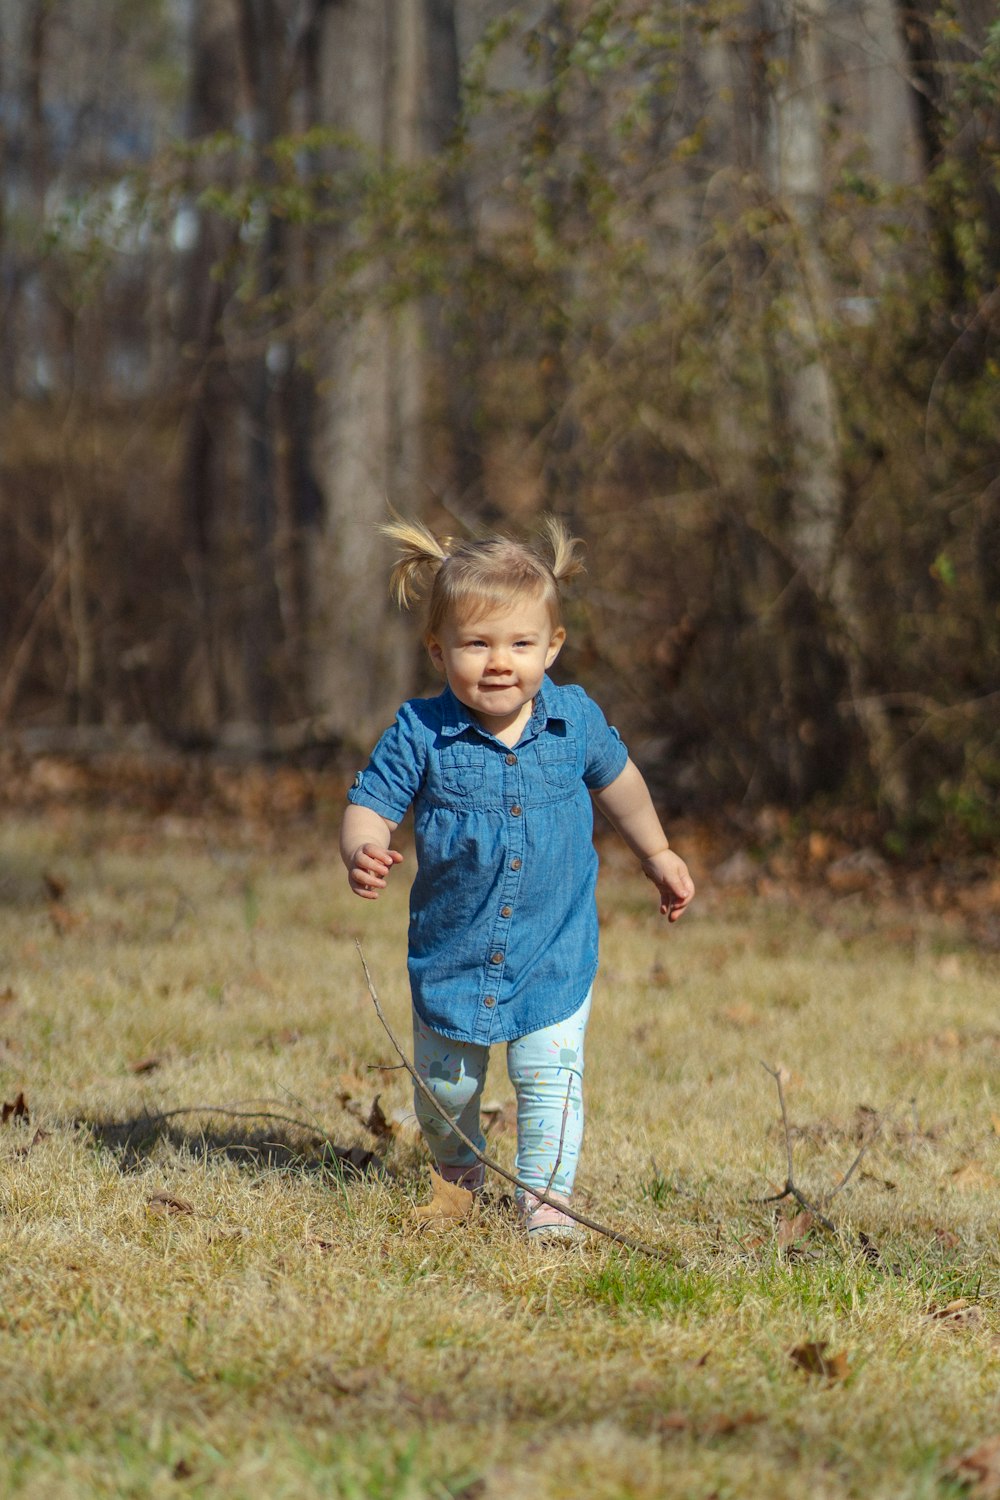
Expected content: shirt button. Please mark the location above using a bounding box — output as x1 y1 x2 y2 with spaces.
483 995 496 1008
500 905 512 918
510 857 522 870
510 804 522 816
490 951 504 964
505 753 517 765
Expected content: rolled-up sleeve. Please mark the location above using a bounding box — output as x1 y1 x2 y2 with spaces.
347 707 427 823
579 691 629 790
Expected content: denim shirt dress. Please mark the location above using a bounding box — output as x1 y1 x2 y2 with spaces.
347 676 629 1046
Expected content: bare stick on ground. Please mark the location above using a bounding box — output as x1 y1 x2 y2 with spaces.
757 1062 878 1236
356 941 675 1260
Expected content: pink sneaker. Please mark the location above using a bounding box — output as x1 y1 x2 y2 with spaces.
519 1190 585 1244
436 1161 485 1194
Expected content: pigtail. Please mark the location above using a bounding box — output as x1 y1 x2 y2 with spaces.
380 512 452 610
539 515 586 585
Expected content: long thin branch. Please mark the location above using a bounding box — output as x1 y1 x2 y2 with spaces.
356 942 674 1259
543 1073 575 1199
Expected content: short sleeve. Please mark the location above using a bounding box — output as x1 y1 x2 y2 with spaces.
346 707 427 823
579 691 629 790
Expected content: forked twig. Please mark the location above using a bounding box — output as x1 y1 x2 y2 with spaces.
757 1062 879 1236
356 941 673 1259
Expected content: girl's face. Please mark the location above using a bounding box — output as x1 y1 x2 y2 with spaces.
427 593 566 739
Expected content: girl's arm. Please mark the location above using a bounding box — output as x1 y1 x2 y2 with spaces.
592 758 695 922
340 804 403 900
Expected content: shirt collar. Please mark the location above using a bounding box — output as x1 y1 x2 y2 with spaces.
437 677 567 742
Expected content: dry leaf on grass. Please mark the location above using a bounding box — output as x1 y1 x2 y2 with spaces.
788 1341 851 1381
926 1299 983 1328
13 1127 51 1157
777 1211 814 1251
945 1437 1000 1498
147 1191 195 1217
2 1092 29 1125
414 1169 476 1230
304 1233 337 1252
654 1409 764 1438
129 1056 163 1075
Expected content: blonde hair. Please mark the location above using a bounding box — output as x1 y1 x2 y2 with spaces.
380 513 585 638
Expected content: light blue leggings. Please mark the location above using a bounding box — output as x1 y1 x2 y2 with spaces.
412 989 592 1199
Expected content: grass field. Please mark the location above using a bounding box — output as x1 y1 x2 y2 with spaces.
1 797 999 1499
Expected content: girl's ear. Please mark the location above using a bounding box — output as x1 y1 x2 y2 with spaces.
426 636 446 675
545 626 567 667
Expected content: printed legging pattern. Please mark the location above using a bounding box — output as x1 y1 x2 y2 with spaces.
412 989 592 1198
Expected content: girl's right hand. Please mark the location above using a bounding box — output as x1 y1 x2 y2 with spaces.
348 843 404 899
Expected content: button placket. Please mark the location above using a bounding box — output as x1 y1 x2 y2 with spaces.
475 743 525 1041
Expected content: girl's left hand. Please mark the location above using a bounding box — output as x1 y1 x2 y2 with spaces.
641 850 695 922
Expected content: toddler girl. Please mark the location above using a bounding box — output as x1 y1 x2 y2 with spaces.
340 516 694 1240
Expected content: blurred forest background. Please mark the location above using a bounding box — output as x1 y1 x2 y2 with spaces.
0 0 998 838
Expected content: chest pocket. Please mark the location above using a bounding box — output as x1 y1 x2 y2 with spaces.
436 742 485 796
537 730 578 790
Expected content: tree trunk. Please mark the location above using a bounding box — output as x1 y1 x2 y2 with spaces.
309 0 430 745
752 0 911 815
175 0 243 739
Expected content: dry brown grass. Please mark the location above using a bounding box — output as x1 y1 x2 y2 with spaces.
1 803 998 1499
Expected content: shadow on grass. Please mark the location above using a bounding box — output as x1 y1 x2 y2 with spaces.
77 1108 387 1183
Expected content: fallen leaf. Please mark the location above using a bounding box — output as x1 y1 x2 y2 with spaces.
927 1298 983 1328
147 1191 195 1216
364 1094 393 1139
653 1408 763 1439
945 1436 1000 1498
777 1211 814 1251
701 1411 765 1436
857 1232 883 1266
2 1093 29 1125
13 1127 50 1157
129 1056 162 1075
788 1341 851 1381
414 1169 475 1230
305 1234 337 1252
